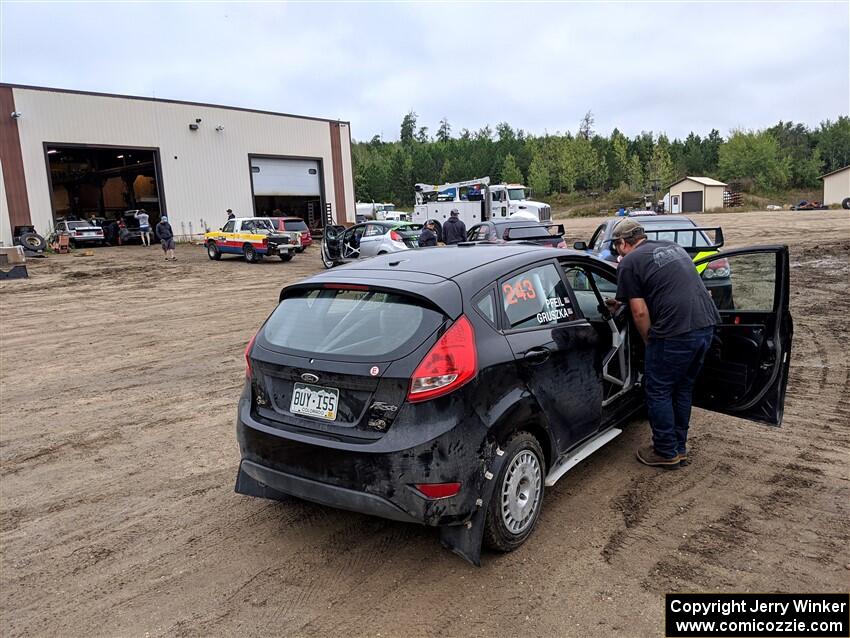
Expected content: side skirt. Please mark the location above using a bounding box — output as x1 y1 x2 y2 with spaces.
544 427 623 487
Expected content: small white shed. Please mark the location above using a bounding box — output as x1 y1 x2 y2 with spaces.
666 176 727 213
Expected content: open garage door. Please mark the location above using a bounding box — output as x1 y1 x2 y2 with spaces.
682 190 703 213
250 156 324 233
45 144 164 244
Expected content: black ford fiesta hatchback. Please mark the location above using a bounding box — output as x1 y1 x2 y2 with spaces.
236 243 792 564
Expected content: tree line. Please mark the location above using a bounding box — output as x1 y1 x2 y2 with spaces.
352 111 850 206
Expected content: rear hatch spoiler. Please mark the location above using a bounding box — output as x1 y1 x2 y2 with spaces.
643 226 725 255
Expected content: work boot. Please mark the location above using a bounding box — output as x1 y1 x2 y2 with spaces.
679 452 690 467
636 445 680 470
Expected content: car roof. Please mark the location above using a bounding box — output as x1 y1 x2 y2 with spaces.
290 244 616 317
328 244 589 280
268 216 305 222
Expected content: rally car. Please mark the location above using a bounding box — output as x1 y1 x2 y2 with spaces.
235 242 792 564
574 216 733 308
205 217 297 263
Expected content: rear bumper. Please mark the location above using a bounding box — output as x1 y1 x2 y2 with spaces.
235 392 488 527
236 459 421 524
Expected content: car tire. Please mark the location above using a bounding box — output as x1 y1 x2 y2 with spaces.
17 232 47 252
244 244 258 263
842 197 850 210
207 241 222 260
483 431 545 553
295 247 305 253
279 253 293 262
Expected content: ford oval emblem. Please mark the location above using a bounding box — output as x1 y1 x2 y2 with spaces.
301 373 319 383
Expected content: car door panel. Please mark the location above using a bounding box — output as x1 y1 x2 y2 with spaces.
498 261 602 454
322 225 346 262
692 246 793 425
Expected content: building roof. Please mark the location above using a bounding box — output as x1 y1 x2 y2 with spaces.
668 176 728 189
0 82 349 126
820 165 850 179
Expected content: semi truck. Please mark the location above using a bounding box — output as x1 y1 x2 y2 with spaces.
412 177 551 228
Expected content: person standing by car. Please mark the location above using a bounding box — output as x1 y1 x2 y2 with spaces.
156 215 176 261
609 219 720 469
418 220 438 247
442 209 467 245
117 218 129 246
226 209 235 221
135 209 151 247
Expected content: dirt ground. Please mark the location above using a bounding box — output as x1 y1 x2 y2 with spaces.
1 209 848 637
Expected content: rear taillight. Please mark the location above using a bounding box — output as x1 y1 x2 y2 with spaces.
414 482 461 499
408 315 477 403
390 230 402 241
245 332 257 379
703 258 731 278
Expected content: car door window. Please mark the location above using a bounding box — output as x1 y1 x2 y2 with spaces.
364 224 384 237
500 263 576 330
701 252 775 312
222 220 235 233
563 266 608 320
470 225 491 241
588 224 606 250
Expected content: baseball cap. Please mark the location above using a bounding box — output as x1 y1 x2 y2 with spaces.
450 209 459 216
611 219 645 241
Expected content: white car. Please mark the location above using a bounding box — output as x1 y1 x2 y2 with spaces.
55 220 104 245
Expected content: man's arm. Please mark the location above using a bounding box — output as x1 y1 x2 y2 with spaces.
629 297 651 343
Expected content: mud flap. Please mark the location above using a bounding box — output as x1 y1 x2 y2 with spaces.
234 462 291 502
438 442 508 567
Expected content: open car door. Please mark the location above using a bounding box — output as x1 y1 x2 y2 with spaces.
692 246 793 425
321 225 345 269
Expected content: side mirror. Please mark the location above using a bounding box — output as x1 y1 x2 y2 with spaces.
573 241 588 251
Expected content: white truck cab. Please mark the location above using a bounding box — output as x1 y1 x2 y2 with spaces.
413 177 551 227
489 184 552 221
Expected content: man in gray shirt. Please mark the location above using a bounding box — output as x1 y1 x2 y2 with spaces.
610 219 720 469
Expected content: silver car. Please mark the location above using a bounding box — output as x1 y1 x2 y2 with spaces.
321 221 422 269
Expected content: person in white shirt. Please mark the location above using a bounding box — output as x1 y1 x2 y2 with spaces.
135 210 151 246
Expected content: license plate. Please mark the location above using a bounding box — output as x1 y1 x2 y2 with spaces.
290 382 339 421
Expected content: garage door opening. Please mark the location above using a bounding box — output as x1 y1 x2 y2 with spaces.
681 190 703 213
45 144 164 233
250 156 324 233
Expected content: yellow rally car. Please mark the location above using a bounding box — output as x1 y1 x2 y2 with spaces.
205 217 298 263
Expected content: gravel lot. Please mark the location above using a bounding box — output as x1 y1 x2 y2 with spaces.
1 209 848 637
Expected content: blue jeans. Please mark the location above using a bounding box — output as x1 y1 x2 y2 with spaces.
644 327 715 459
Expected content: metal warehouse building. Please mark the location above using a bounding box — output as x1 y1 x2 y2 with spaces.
0 83 355 246
820 165 850 207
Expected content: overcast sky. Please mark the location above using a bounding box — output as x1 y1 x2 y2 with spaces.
2 2 848 141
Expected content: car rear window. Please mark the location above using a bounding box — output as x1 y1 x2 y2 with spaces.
263 288 445 358
284 220 309 232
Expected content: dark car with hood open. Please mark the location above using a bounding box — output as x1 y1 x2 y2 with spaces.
235 242 792 564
